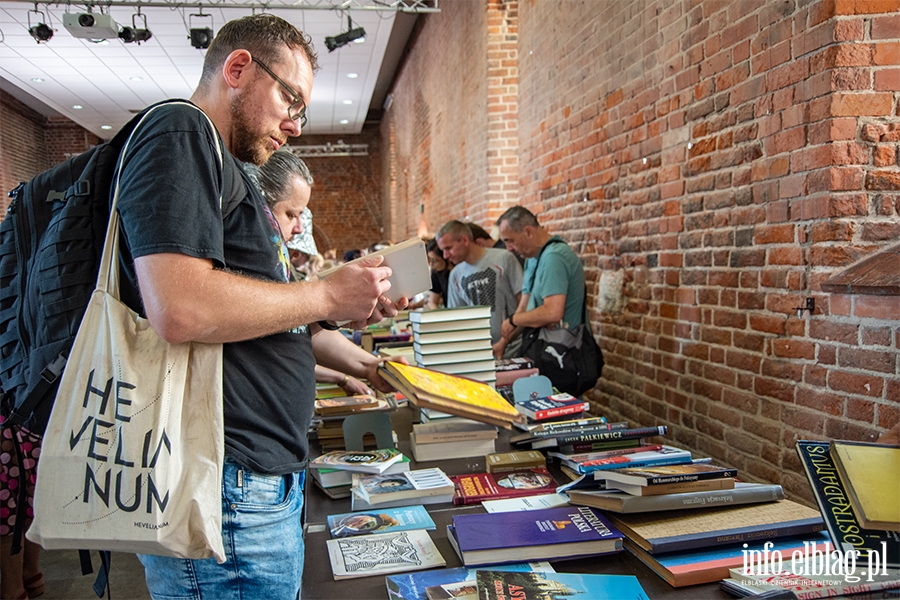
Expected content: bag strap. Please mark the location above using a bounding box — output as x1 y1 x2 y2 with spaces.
529 238 591 327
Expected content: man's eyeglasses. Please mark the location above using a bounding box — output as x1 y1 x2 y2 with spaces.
252 57 308 127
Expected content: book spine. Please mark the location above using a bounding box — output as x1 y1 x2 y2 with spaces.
617 484 784 512
642 467 738 485
549 426 667 447
533 402 589 420
557 440 643 454
581 454 690 474
647 518 825 553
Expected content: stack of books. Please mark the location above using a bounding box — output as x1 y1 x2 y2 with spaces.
308 448 409 499
311 394 398 451
512 421 667 453
494 357 539 391
515 392 589 424
350 467 456 510
409 306 496 385
409 420 498 461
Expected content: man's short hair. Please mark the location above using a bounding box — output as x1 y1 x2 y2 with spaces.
467 223 493 242
251 149 313 208
437 220 474 241
496 206 539 232
200 14 320 87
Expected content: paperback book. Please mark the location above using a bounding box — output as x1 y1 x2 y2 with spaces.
604 477 735 497
308 448 404 475
481 493 571 513
411 420 498 444
567 482 785 514
385 562 555 600
448 505 624 566
529 425 668 450
311 454 410 488
410 433 497 462
510 417 625 444
326 529 445 580
830 439 900 532
576 446 693 475
327 505 436 538
352 467 455 506
474 570 649 600
515 393 590 421
377 362 524 427
796 440 900 567
451 468 558 505
597 462 738 486
485 450 546 474
607 499 825 554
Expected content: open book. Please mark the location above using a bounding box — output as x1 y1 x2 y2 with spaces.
317 237 431 304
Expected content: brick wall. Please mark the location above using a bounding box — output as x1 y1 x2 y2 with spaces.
0 92 100 220
289 124 384 256
385 0 900 504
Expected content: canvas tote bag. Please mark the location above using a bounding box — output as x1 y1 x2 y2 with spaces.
28 103 226 562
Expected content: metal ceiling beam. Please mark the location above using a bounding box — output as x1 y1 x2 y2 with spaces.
1 0 438 12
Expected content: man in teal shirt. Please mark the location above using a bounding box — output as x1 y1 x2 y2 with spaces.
495 206 585 356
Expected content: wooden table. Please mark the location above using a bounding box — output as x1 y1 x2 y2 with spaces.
301 405 732 600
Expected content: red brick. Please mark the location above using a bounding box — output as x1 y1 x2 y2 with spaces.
809 320 859 344
838 347 897 373
750 314 787 335
771 339 817 360
874 68 900 91
854 295 900 319
797 387 844 416
828 369 885 396
755 376 796 402
874 42 900 66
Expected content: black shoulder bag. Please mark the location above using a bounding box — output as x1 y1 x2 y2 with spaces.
517 240 604 397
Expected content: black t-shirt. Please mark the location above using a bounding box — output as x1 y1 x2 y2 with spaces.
431 268 451 298
114 102 316 475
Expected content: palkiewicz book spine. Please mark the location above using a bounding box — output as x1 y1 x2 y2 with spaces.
535 425 667 448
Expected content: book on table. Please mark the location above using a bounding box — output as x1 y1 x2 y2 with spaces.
448 505 624 566
310 454 410 489
829 439 900 532
415 348 494 366
317 236 431 304
377 362 525 428
574 446 693 476
325 528 445 580
352 467 455 506
308 448 404 475
548 443 663 470
451 467 558 505
510 416 623 444
567 481 784 514
326 504 436 538
411 317 491 334
474 570 649 600
604 476 736 497
597 462 738 486
411 420 498 444
624 531 832 588
413 328 492 345
795 440 900 567
410 433 497 462
425 359 496 376
481 493 571 514
607 499 825 554
514 393 590 421
529 425 668 450
385 562 555 600
408 305 492 324
485 450 546 474
414 339 495 355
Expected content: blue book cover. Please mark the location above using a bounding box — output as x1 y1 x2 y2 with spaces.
327 504 436 538
385 562 553 600
450 506 623 565
476 570 649 600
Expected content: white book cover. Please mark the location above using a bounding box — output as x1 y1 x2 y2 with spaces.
481 493 572 513
326 529 445 580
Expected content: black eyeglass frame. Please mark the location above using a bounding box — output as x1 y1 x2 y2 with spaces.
251 56 308 127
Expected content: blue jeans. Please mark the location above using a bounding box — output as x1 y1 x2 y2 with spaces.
138 458 305 600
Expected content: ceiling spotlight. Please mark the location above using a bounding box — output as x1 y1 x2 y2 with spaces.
325 15 366 52
119 12 152 44
189 12 213 49
27 7 53 43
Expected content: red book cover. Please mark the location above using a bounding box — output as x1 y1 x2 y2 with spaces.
452 468 558 505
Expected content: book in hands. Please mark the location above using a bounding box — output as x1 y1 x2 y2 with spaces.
314 395 380 415
448 505 624 566
377 362 525 428
451 468 558 505
830 439 900 532
515 393 589 421
352 467 455 506
317 236 431 304
308 448 404 474
475 570 649 600
327 504 436 538
326 529 445 580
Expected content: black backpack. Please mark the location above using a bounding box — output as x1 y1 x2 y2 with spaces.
0 100 246 436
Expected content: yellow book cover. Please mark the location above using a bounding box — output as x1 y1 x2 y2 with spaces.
831 440 900 532
378 362 524 428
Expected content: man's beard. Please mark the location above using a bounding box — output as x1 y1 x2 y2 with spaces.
230 90 274 165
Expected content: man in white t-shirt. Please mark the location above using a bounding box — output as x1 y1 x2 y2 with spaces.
437 220 523 358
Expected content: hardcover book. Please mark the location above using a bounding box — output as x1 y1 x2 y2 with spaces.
308 448 404 475
327 505 436 538
830 439 900 532
385 562 555 600
326 529 445 580
515 394 589 421
623 531 832 588
411 420 498 444
475 570 649 600
451 468 558 505
410 433 497 462
605 477 735 497
577 446 693 475
549 444 663 470
377 362 525 428
352 467 455 506
530 425 668 450
448 505 624 566
426 359 496 375
567 482 784 514
607 499 825 554
318 237 431 305
411 317 491 334
795 440 900 567
408 306 492 324
510 417 625 444
414 339 494 355
413 328 492 345
597 462 738 486
485 450 546 474
415 348 495 366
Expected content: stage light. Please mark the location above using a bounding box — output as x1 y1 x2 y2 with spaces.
27 7 53 43
119 13 152 44
189 12 213 49
325 15 365 52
